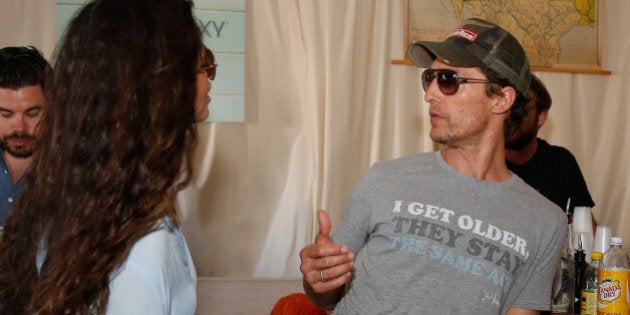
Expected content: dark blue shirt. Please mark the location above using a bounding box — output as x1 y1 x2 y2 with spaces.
0 148 24 226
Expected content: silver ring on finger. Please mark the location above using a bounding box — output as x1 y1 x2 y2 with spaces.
320 269 327 282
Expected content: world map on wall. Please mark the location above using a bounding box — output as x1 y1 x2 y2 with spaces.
408 0 600 69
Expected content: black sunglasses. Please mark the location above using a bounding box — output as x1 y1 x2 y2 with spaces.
421 68 491 95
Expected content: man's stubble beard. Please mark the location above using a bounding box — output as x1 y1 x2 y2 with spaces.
0 133 35 158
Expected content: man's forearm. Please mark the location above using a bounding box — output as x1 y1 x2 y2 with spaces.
506 306 540 315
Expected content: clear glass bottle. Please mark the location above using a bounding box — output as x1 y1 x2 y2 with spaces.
597 237 630 315
581 251 603 315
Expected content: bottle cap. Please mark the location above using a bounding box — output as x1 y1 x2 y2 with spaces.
592 251 603 260
611 237 623 246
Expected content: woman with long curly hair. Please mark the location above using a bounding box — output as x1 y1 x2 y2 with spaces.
0 0 216 313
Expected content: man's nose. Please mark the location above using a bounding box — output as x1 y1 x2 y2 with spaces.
423 80 439 103
13 115 27 132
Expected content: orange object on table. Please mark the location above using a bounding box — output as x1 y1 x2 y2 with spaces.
271 292 328 315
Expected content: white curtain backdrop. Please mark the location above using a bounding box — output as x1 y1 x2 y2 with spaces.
179 0 427 277
0 0 56 59
2 0 630 278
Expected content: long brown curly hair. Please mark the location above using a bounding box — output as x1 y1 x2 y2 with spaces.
0 0 202 313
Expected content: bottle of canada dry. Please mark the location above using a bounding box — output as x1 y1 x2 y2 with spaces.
597 237 630 315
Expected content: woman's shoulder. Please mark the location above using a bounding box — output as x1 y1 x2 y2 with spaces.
121 217 189 272
107 217 197 314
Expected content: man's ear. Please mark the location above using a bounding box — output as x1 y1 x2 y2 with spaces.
492 85 517 115
537 109 549 129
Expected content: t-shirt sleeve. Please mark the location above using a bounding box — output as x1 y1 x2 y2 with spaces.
106 262 164 315
510 217 567 311
562 150 595 208
331 169 376 255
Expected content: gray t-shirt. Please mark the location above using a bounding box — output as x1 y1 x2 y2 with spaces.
332 151 567 314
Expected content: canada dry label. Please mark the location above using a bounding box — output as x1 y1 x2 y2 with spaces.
597 270 630 315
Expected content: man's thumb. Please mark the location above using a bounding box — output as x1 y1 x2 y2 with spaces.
315 209 332 245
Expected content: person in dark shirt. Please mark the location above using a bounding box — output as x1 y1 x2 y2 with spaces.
505 74 595 219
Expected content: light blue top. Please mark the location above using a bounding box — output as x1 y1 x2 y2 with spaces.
37 216 197 314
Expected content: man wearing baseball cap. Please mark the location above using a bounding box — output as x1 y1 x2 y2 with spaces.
299 18 566 314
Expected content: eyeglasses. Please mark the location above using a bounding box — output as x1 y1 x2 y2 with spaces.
421 68 491 95
199 61 218 81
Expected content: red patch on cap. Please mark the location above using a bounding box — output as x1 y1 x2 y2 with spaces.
451 28 478 42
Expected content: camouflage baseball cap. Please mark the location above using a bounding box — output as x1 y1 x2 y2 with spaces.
407 18 531 96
